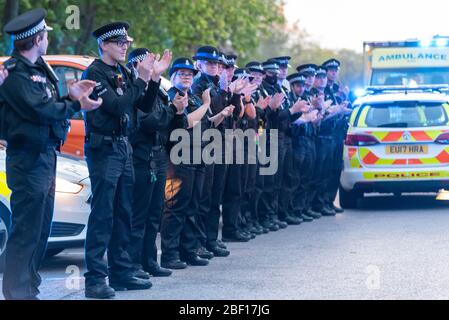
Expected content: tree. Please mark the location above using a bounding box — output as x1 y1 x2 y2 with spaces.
1 0 285 61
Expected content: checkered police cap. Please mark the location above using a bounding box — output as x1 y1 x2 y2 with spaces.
4 8 53 41
93 22 133 42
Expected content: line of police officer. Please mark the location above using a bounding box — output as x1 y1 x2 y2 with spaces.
0 9 351 300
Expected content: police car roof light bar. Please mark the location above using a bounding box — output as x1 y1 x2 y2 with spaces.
365 84 449 95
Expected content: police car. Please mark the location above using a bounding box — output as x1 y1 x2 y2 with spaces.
0 145 92 272
340 85 449 208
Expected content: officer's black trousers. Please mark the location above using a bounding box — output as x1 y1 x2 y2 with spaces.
277 137 296 220
313 136 336 211
258 138 278 223
241 162 257 227
206 163 228 246
222 163 243 237
129 149 167 271
161 163 204 261
84 140 134 286
291 136 316 214
198 163 214 247
3 146 56 300
251 164 265 225
326 137 344 206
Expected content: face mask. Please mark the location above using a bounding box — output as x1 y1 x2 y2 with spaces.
265 74 277 85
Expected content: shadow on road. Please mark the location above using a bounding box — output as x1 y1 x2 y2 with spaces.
357 193 449 211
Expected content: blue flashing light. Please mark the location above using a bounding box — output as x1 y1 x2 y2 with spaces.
419 39 432 47
436 38 448 47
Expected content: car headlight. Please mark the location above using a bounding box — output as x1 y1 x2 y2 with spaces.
55 178 83 194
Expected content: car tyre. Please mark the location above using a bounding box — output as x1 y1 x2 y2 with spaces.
339 185 361 209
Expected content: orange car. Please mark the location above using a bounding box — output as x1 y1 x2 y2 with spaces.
0 55 95 158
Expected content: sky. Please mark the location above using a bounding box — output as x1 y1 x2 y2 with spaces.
284 0 449 52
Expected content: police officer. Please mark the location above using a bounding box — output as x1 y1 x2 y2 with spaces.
125 48 179 279
0 8 102 300
191 46 243 248
257 60 284 231
230 69 257 236
322 59 348 214
245 61 272 234
224 54 238 83
81 22 163 298
259 59 305 229
310 66 340 216
162 58 228 268
272 56 303 226
293 64 322 221
287 73 306 102
221 62 259 243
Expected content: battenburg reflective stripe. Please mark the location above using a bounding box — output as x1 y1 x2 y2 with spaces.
194 52 219 60
248 65 264 72
325 61 340 68
289 76 306 84
12 20 48 41
98 27 127 41
263 63 279 70
172 63 196 70
129 53 148 64
299 67 316 74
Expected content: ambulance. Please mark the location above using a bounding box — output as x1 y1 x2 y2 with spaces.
363 35 449 87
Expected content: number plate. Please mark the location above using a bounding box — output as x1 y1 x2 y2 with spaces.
385 145 428 154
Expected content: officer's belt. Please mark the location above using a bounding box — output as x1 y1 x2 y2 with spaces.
87 132 128 142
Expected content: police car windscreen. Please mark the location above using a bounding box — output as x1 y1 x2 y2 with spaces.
363 102 448 128
372 68 449 86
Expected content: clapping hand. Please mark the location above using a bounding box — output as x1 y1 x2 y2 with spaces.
152 49 173 81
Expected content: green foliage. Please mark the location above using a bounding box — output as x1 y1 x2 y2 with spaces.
0 0 362 87
1 0 285 59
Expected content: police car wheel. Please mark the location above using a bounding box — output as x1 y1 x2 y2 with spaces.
339 186 361 209
0 204 11 273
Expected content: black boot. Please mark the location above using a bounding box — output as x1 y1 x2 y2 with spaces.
85 283 115 299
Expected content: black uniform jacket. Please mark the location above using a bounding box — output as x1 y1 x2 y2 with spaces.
0 51 80 151
81 59 159 137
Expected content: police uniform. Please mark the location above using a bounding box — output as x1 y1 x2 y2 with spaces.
82 22 154 296
258 59 299 230
0 9 80 300
229 69 259 236
121 48 177 278
244 62 273 234
220 62 255 242
310 66 341 216
191 46 244 246
161 57 220 268
323 59 348 213
272 57 302 226
290 64 321 222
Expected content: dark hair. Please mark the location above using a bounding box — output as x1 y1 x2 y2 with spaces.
13 30 45 52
